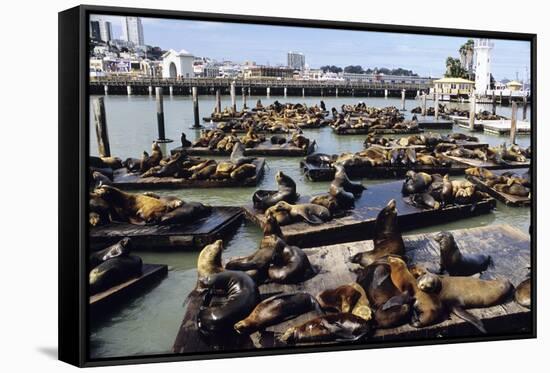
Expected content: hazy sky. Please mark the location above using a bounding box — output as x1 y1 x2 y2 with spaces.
91 14 531 81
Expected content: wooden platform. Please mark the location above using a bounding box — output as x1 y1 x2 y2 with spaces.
455 119 531 135
171 141 315 157
416 118 454 129
244 180 496 247
366 141 487 151
90 264 168 314
172 224 531 353
300 161 469 182
331 127 423 135
111 159 265 190
466 169 531 207
90 206 244 251
443 155 530 170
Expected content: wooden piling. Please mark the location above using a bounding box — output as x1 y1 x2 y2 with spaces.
492 92 497 115
469 94 476 130
156 87 167 140
230 82 236 112
104 85 108 95
421 93 426 115
434 89 439 120
169 86 173 96
385 89 388 98
242 88 247 110
192 87 200 128
148 86 153 95
93 97 111 158
215 89 221 114
510 102 518 145
335 87 339 97
284 87 287 98
302 88 305 98
522 95 528 121
401 89 406 111
126 85 132 95
266 87 270 98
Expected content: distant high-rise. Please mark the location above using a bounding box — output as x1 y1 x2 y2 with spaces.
287 51 305 71
90 20 101 41
122 17 145 46
98 20 112 42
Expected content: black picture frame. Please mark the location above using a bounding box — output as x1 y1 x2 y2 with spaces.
59 4 537 367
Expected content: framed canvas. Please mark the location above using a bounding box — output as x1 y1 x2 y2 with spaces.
58 4 536 367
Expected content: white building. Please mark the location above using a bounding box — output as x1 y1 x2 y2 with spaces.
99 20 112 43
474 38 494 95
287 51 305 71
122 17 144 46
161 49 194 79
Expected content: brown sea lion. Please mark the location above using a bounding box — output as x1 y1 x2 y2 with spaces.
158 202 212 225
435 232 492 276
515 277 531 309
402 171 432 195
89 255 142 295
99 156 123 169
234 292 322 334
386 256 443 328
349 199 405 267
332 164 366 196
280 313 371 344
140 142 163 173
197 271 260 336
197 240 225 283
268 245 315 284
266 201 331 225
252 171 298 210
309 194 340 214
230 163 257 180
316 283 372 321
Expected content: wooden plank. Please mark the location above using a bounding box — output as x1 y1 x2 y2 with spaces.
244 180 496 247
90 264 168 314
331 127 424 135
111 158 265 190
443 155 530 170
416 119 454 130
171 141 314 157
173 225 531 353
90 206 244 251
466 168 530 207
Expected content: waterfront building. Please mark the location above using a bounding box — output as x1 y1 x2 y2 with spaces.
343 72 431 85
474 38 494 95
506 80 523 91
99 20 113 43
122 17 145 46
244 66 294 79
203 64 220 78
287 51 305 71
161 49 194 79
90 21 101 41
433 77 474 96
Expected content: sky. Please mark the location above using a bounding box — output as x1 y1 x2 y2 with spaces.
90 14 531 81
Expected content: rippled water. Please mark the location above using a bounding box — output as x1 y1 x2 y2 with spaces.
88 94 531 359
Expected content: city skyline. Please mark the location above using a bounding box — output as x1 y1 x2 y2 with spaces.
90 14 531 81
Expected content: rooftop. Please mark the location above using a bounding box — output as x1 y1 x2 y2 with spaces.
433 77 475 84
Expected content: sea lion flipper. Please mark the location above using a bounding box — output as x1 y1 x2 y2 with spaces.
381 294 408 311
450 305 487 334
301 213 324 225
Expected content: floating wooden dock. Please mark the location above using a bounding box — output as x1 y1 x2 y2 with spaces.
454 118 531 135
90 264 168 314
171 142 315 157
244 181 496 248
331 127 423 135
110 159 265 189
466 168 530 207
300 161 469 182
416 118 454 130
443 155 530 170
172 224 531 353
90 206 244 251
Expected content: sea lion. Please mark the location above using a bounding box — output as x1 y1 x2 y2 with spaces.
89 237 131 269
230 142 255 166
197 270 260 336
141 151 186 178
349 199 405 267
280 313 371 344
140 142 163 173
159 202 212 225
435 232 492 276
265 201 331 225
309 194 340 214
385 256 443 328
123 157 142 173
402 171 432 195
268 245 315 284
234 292 322 334
92 171 112 188
515 277 531 309
89 255 142 295
270 135 286 145
181 132 192 148
317 283 372 321
230 163 257 181
197 239 225 284
409 192 441 210
304 153 333 167
94 185 173 224
99 156 123 169
252 171 298 210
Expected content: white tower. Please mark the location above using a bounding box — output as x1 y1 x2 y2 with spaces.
474 39 494 95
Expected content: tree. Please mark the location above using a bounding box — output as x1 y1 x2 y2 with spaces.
444 57 468 78
320 65 342 73
344 65 364 74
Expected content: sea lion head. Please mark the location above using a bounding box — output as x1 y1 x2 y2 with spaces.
434 231 455 252
152 141 160 152
197 240 224 280
416 273 442 294
275 171 285 183
262 214 283 237
375 199 399 234
102 237 132 261
93 184 121 201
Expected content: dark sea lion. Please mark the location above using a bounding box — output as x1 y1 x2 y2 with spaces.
181 132 192 148
304 153 333 167
140 142 163 173
123 157 142 173
268 245 315 284
266 201 331 225
329 183 355 210
230 142 255 166
409 192 441 210
270 135 287 145
435 232 492 276
89 255 142 295
280 312 371 344
230 163 257 180
309 194 340 214
95 185 173 224
234 292 322 334
159 202 212 225
402 171 432 195
92 171 112 188
197 240 225 284
97 156 123 170
515 277 531 309
386 256 443 328
89 237 131 269
142 151 186 178
197 270 260 335
252 171 298 210
349 199 405 267
317 283 372 321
